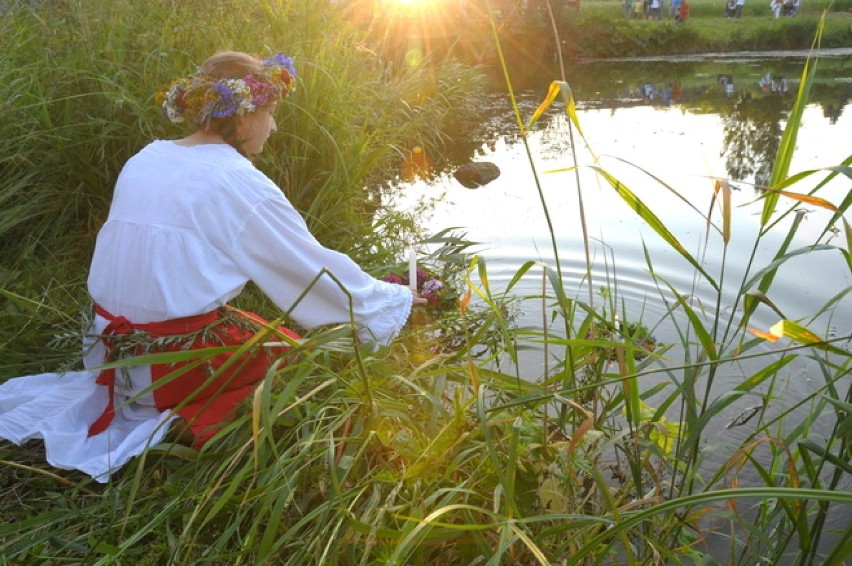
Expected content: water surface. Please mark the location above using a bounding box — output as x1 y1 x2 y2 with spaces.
393 51 851 556
394 49 850 452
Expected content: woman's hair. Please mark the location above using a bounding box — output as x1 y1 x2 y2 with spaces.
200 51 266 81
200 52 267 155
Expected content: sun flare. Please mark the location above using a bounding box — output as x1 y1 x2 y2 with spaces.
380 0 445 10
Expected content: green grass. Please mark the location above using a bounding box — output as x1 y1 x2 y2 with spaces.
544 0 852 56
579 0 850 18
0 0 485 376
1 1 851 564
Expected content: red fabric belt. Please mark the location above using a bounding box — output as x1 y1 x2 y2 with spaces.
87 305 219 437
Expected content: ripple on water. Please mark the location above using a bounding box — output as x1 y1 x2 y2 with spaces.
397 59 852 550
398 95 850 439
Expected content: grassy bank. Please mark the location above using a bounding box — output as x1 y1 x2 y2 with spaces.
1 1 851 565
363 0 851 71
554 0 852 56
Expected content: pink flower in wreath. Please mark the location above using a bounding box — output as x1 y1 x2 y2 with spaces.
421 279 443 294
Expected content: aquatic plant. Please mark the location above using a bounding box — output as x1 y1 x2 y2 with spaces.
448 5 851 564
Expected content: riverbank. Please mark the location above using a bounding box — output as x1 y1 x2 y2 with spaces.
367 0 851 63
558 10 852 58
583 46 852 61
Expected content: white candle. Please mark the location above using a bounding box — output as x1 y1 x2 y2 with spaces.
408 249 418 293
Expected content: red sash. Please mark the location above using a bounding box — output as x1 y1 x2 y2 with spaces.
88 305 298 445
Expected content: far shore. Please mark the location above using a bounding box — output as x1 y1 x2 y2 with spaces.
582 46 852 61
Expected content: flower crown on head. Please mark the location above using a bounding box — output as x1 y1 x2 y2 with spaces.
158 52 297 125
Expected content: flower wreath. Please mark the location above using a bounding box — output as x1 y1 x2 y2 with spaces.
158 53 297 125
382 268 450 308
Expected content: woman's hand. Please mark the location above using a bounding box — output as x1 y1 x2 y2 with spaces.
412 290 428 306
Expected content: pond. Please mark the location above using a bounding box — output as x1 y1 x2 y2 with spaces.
397 49 850 355
393 49 851 552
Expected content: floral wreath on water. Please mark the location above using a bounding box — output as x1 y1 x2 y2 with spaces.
158 53 297 125
382 268 451 308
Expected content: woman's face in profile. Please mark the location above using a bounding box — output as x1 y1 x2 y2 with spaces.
237 104 278 155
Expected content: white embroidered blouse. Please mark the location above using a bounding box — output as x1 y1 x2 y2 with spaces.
87 140 413 344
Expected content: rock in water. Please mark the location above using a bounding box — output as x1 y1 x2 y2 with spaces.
453 162 500 189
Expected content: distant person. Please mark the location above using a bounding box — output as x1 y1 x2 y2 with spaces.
623 0 633 18
648 0 663 19
783 0 800 15
725 0 737 16
634 0 645 17
670 0 682 18
676 0 690 22
717 74 735 96
759 72 774 93
734 0 745 15
770 0 783 17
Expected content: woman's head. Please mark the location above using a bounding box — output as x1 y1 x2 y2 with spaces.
199 51 266 83
159 50 296 154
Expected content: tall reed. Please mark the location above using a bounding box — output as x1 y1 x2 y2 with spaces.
445 4 852 564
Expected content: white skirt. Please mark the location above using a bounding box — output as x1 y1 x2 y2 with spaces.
0 370 175 483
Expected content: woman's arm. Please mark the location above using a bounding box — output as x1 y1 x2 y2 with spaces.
232 196 416 344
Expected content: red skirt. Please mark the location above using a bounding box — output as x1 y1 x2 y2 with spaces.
89 305 300 446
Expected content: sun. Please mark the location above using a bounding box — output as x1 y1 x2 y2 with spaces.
366 0 462 67
380 0 450 16
381 0 445 8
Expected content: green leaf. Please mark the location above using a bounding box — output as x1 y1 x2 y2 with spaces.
760 16 822 225
742 245 838 292
798 440 852 475
767 319 849 356
742 290 788 321
591 167 719 291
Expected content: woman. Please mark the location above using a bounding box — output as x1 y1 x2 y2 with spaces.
0 51 424 482
770 0 783 17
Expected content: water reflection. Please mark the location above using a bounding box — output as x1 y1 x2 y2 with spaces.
424 50 850 193
392 51 852 557
392 50 851 368
721 92 785 189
